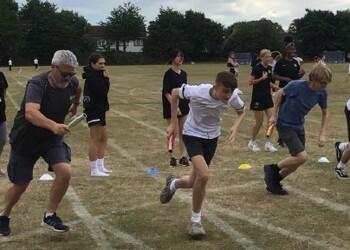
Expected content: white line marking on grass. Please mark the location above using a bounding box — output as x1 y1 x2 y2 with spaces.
18 67 22 74
208 202 344 250
285 185 350 214
107 137 261 250
66 187 115 249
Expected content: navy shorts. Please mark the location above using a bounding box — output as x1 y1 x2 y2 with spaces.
84 109 106 127
7 139 71 184
277 126 305 156
182 135 218 166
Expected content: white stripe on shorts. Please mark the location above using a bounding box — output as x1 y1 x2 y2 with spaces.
88 119 101 124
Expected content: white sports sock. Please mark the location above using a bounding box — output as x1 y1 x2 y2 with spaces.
170 179 177 193
337 161 346 169
97 158 104 166
191 211 201 223
90 160 97 168
339 143 348 151
45 212 54 218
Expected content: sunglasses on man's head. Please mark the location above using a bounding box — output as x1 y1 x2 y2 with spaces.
55 66 76 78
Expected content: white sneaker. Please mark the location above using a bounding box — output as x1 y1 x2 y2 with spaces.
265 142 278 152
91 168 110 177
248 140 261 152
98 165 112 173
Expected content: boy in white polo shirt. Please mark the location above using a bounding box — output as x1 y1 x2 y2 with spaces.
160 71 245 238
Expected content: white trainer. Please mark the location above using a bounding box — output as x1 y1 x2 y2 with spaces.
248 140 261 152
91 167 110 177
98 165 112 173
265 142 278 152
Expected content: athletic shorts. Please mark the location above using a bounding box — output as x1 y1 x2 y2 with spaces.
182 135 218 166
277 126 305 156
84 109 106 127
250 96 274 111
7 139 71 184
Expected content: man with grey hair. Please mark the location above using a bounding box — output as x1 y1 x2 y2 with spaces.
0 50 82 235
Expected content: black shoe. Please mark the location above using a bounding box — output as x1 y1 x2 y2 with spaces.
277 138 285 147
160 174 178 204
334 167 349 179
179 156 190 167
41 213 69 232
169 157 177 168
0 215 11 236
263 164 288 195
335 142 342 162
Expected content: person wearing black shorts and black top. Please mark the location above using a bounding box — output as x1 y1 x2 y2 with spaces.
273 36 305 147
83 53 111 177
0 71 8 176
162 49 190 167
248 49 279 152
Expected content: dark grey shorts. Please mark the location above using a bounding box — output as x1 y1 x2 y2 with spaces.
277 126 305 156
7 139 71 184
182 135 218 166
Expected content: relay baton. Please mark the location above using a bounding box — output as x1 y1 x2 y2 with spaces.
167 134 175 153
68 113 87 128
266 124 275 137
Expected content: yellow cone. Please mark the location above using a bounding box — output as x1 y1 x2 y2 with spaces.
238 163 252 170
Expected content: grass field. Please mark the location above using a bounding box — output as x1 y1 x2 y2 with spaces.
0 62 350 249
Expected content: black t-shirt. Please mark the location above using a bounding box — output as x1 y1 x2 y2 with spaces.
9 72 79 151
250 64 273 100
273 58 300 88
0 72 8 122
162 68 189 117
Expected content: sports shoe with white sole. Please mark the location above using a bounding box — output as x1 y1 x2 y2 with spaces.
248 140 261 152
265 142 278 152
187 221 206 238
41 213 69 233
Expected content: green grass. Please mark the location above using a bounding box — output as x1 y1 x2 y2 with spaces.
0 63 350 249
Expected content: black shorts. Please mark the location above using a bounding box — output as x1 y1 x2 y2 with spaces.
182 135 218 166
84 109 106 127
7 139 71 184
162 99 189 119
250 96 274 111
277 126 305 156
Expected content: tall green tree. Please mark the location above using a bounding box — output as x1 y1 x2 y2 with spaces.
143 7 188 60
0 0 23 64
289 9 338 58
102 2 145 52
183 10 224 60
223 19 284 55
19 0 95 64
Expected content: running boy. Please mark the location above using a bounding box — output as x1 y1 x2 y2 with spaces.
160 71 245 238
264 63 331 195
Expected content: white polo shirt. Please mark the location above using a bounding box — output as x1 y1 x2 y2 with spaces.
179 83 245 139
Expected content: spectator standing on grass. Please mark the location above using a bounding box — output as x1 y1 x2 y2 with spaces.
162 48 190 167
8 59 12 71
0 71 8 177
0 50 81 236
227 51 239 77
248 49 279 152
263 63 331 195
83 53 111 177
34 58 39 69
273 36 305 147
160 71 245 238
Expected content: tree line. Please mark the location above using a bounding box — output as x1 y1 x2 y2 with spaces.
1 0 349 65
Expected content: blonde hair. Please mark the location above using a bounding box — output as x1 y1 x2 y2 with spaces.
260 49 271 58
309 62 332 83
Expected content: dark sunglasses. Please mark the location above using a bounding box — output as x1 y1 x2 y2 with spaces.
56 66 76 78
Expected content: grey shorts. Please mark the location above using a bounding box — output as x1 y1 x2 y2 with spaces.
182 135 218 166
277 126 305 156
7 139 71 184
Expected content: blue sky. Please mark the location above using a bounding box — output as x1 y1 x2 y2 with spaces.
16 0 350 30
